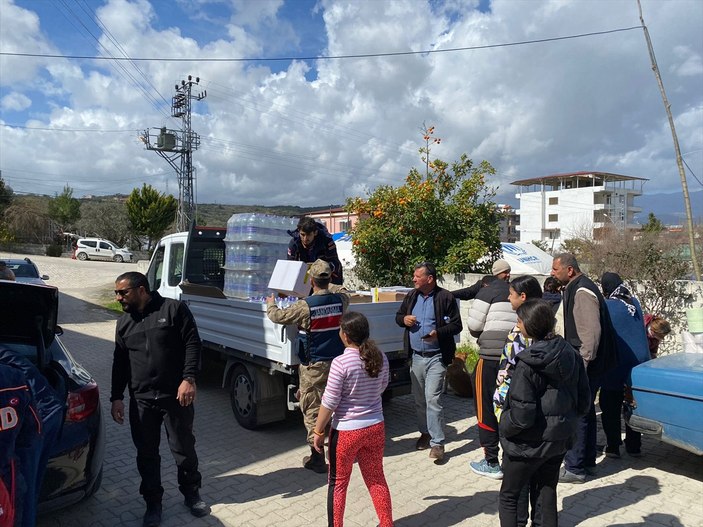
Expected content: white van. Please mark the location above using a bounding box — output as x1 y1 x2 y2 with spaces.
75 238 134 263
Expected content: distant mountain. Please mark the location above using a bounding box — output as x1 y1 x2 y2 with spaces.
495 189 702 226
634 189 702 226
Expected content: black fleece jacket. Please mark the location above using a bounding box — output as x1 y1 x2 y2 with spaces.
395 286 462 367
499 336 590 459
111 292 202 401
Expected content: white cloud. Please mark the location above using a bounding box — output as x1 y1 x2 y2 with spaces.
1 91 31 111
0 0 701 210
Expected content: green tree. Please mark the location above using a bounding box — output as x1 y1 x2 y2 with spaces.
0 174 14 242
0 174 12 213
347 127 501 286
47 185 81 233
3 199 50 243
77 200 132 246
531 239 549 253
642 212 665 233
126 184 177 249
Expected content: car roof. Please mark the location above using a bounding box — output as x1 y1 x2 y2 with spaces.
2 257 38 265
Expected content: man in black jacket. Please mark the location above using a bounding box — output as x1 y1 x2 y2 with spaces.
110 272 207 527
396 262 462 462
467 259 516 479
287 216 343 285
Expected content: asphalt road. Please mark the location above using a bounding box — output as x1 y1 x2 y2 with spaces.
5 254 701 527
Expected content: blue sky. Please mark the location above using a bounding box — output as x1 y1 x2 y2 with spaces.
0 0 701 220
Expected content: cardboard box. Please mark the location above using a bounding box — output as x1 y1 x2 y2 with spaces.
349 293 373 304
376 290 407 302
179 282 227 299
268 260 311 297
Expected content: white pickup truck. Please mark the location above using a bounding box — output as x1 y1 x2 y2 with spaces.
145 225 411 429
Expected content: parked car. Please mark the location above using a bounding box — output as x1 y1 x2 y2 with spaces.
629 352 703 456
75 238 133 263
3 257 49 284
0 281 105 512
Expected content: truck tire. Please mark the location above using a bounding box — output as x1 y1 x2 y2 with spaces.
77 252 88 261
113 254 124 263
230 365 258 429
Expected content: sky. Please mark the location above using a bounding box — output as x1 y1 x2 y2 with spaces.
0 0 702 210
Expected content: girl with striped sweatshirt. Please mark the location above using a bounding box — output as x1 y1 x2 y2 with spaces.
313 311 393 527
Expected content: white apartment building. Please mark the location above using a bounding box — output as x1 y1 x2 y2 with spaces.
513 171 646 249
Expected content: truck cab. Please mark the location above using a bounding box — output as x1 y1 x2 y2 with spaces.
146 226 226 300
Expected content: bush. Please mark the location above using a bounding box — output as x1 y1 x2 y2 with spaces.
45 244 63 257
456 343 480 373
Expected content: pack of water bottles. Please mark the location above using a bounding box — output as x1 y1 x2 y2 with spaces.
223 213 299 299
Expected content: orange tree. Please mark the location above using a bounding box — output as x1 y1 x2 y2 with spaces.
346 152 501 286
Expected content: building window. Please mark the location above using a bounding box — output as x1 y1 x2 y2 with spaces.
548 214 558 222
339 220 351 232
549 197 558 205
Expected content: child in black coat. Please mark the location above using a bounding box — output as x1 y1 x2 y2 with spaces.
498 300 590 527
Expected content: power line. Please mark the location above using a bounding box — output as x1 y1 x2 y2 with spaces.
1 124 138 133
0 26 643 62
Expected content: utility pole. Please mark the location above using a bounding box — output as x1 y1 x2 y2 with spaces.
637 0 701 280
140 75 206 231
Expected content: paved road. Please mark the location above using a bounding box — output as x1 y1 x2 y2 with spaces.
8 255 702 527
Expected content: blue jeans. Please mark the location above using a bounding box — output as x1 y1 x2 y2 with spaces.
410 353 446 446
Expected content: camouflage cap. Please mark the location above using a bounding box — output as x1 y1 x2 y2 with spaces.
310 259 331 280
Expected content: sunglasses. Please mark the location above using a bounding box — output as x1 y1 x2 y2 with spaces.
114 286 138 297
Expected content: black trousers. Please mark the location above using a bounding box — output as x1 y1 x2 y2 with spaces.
129 397 202 503
499 454 563 527
471 358 500 463
564 376 600 475
599 387 641 453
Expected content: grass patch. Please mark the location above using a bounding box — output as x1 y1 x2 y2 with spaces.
105 300 124 313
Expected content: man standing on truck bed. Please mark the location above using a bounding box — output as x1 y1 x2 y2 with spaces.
287 216 344 285
110 272 208 527
266 259 350 473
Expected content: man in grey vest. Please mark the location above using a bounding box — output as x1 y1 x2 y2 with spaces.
551 253 615 483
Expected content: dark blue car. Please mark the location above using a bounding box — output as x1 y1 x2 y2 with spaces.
0 281 105 513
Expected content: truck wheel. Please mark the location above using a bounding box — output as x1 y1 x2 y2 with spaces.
113 255 123 263
230 365 258 429
77 252 88 261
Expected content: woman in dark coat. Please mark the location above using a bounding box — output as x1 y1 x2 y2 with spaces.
498 300 590 527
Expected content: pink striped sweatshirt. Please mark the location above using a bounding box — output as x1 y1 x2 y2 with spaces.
321 347 390 431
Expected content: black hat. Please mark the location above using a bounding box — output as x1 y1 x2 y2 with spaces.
601 272 623 298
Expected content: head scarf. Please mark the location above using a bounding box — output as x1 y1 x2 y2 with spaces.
601 272 636 317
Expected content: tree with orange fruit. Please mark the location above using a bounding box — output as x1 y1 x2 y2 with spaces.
347 126 501 286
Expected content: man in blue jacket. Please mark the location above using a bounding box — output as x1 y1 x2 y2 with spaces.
0 360 42 527
599 272 650 458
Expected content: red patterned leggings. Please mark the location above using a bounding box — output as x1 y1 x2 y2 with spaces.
327 421 393 527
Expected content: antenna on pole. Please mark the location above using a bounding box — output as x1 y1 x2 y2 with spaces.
140 75 207 231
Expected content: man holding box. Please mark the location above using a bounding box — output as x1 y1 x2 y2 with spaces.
266 260 350 473
287 216 344 285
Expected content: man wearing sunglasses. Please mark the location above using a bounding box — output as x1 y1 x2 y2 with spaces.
110 272 207 527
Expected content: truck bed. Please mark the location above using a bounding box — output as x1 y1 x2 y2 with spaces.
182 294 406 368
